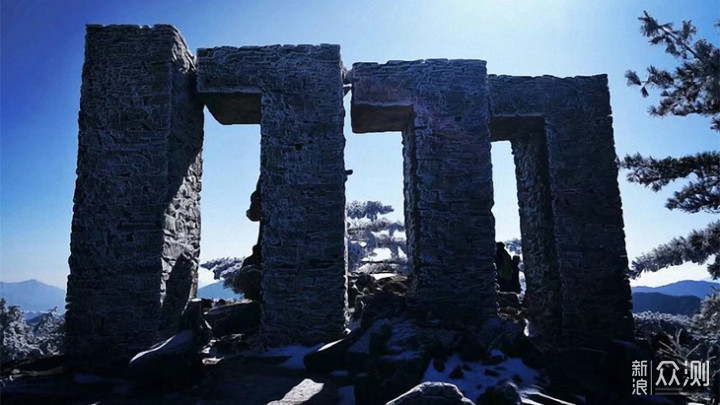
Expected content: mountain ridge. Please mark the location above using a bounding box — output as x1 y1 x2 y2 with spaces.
632 280 719 298
0 279 66 313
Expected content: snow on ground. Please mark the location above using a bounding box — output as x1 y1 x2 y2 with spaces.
422 351 540 401
259 344 323 369
129 330 194 364
371 248 393 261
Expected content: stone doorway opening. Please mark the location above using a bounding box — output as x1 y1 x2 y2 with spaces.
344 130 406 275
196 119 261 298
490 140 524 300
489 116 562 348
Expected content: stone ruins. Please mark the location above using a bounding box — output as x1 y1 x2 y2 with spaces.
66 25 633 374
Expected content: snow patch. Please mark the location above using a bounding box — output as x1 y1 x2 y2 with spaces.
422 353 540 401
372 248 392 261
129 330 193 363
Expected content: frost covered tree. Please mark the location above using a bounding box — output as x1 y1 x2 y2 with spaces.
28 309 65 356
200 257 249 297
623 11 720 279
346 200 407 274
201 257 245 284
1 298 35 361
202 200 409 294
0 299 64 362
693 292 720 344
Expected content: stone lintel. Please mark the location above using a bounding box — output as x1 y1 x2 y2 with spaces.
489 115 545 142
197 44 347 347
488 74 633 347
351 59 497 324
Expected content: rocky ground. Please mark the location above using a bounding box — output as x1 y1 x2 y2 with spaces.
0 273 700 405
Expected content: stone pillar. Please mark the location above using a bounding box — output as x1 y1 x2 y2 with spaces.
489 75 633 348
66 25 203 373
351 60 497 323
197 45 347 346
510 135 563 349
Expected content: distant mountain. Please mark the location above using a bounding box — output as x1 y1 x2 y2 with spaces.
197 282 242 300
0 280 66 314
632 292 702 316
632 280 719 298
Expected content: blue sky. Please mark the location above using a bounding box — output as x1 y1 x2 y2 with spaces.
1 0 718 288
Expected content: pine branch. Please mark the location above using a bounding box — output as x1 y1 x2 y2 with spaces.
667 176 720 213
629 221 720 278
621 151 720 195
621 151 720 215
625 13 720 130
640 10 702 61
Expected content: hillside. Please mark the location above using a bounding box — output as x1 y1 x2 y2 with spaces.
0 280 66 314
631 292 702 316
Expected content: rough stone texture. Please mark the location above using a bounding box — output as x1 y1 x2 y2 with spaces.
351 60 497 323
488 75 633 348
196 45 347 347
510 131 562 349
267 378 339 405
386 382 475 405
66 25 203 373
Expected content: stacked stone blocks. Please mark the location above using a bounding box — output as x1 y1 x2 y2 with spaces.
66 25 203 373
488 75 634 348
196 45 348 347
66 25 633 374
351 60 498 323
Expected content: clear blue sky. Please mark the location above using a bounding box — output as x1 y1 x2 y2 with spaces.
1 0 717 288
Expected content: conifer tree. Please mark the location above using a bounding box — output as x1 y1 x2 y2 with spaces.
623 11 720 279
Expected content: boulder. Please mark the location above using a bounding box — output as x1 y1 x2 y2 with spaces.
180 298 212 345
234 264 263 301
267 378 338 405
204 300 260 337
304 337 354 373
386 382 475 405
355 351 431 405
353 319 435 404
128 330 200 387
359 291 406 329
476 380 521 405
346 319 393 371
477 318 534 359
375 275 408 295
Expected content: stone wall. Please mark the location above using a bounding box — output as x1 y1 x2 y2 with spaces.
66 25 203 373
66 26 633 371
351 60 498 323
488 75 633 348
196 45 347 347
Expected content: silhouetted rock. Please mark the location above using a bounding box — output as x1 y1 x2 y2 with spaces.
353 319 435 404
476 380 521 405
232 264 263 301
180 298 211 345
128 330 200 387
204 300 260 337
303 337 355 373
